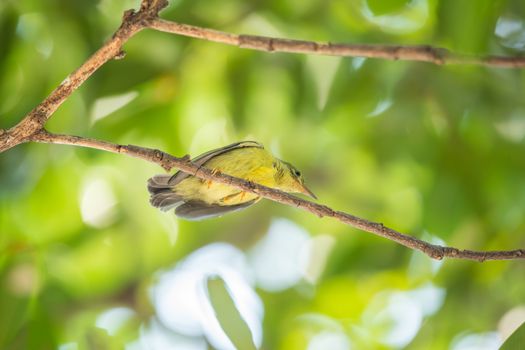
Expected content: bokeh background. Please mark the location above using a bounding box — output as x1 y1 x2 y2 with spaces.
1 0 525 349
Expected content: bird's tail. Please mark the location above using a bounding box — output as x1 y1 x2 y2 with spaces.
147 175 184 211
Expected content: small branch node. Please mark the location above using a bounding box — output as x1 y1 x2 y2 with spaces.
153 149 163 160
122 9 136 22
140 0 169 17
393 47 401 61
430 246 445 260
268 39 275 52
448 247 459 257
432 47 448 65
239 35 270 51
114 50 127 60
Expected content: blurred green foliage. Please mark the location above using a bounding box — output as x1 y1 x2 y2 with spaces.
1 0 525 349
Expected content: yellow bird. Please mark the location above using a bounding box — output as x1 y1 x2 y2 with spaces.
147 141 316 220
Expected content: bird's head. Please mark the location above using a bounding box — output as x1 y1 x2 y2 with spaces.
274 160 317 199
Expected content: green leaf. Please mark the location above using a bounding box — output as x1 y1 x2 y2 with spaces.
500 321 525 350
206 276 257 350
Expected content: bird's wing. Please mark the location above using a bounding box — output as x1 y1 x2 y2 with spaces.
175 198 258 220
147 175 186 210
150 191 185 211
168 141 263 186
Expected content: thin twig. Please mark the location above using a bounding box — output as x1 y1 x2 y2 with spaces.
148 18 525 68
29 130 525 262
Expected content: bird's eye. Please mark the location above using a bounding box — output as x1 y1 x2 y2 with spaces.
294 170 301 177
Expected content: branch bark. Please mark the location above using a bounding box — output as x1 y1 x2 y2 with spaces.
1 0 525 262
148 18 525 68
29 130 525 262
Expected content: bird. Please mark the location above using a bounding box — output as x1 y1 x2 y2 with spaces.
147 141 316 220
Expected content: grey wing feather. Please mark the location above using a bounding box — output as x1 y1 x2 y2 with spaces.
147 175 171 194
147 175 184 211
151 192 184 211
168 141 263 186
175 199 258 221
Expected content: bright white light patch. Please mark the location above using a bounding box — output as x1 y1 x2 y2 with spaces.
96 307 135 336
361 284 445 348
495 17 522 38
451 331 501 350
495 115 525 143
381 293 422 348
407 283 446 316
368 99 393 118
363 292 423 348
17 14 54 58
498 306 525 342
159 213 179 246
307 331 351 350
351 57 366 70
80 177 117 228
151 243 263 349
249 219 310 292
91 91 138 123
360 0 429 34
306 55 341 110
298 313 346 332
58 343 78 350
300 234 335 284
134 319 207 350
495 17 525 50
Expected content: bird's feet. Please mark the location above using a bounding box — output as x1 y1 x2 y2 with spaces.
207 168 221 189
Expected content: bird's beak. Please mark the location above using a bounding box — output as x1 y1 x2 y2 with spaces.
299 183 317 200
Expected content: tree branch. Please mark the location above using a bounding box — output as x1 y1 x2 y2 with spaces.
1 1 524 152
0 0 168 153
147 18 525 68
29 130 525 262
1 0 524 262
